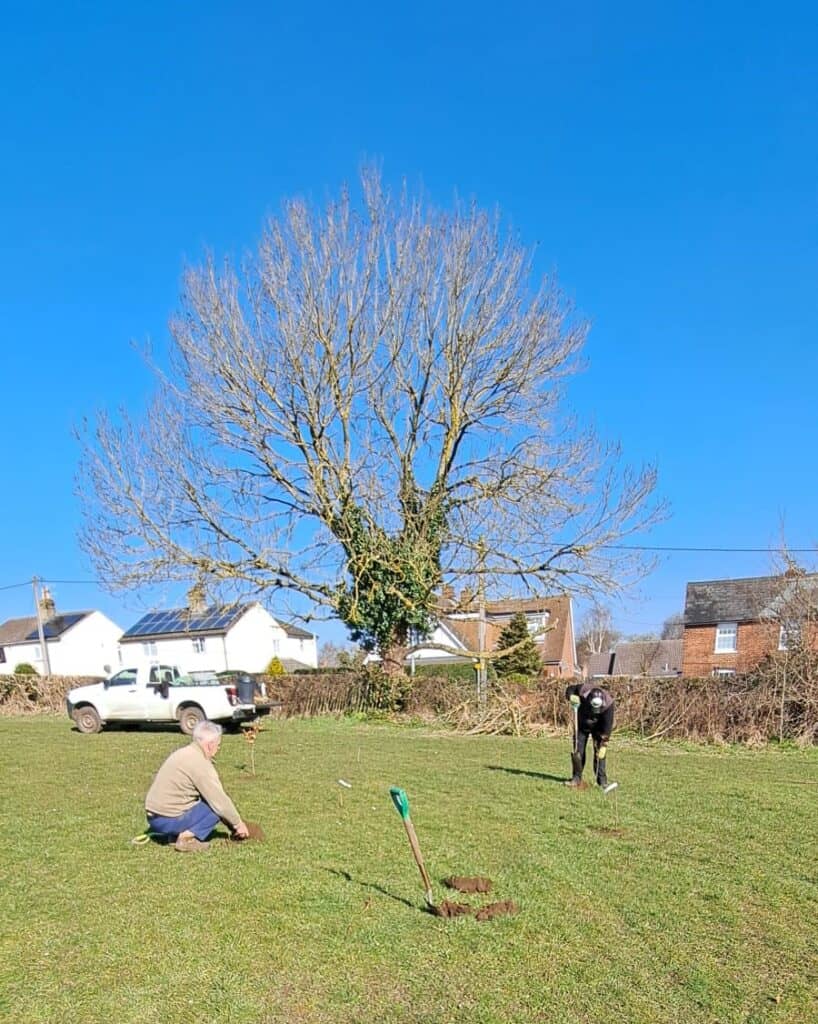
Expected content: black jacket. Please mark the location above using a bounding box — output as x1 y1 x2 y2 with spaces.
565 682 615 739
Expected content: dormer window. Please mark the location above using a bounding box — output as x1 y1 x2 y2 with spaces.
527 613 549 635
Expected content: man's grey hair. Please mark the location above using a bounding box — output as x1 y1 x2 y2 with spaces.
192 720 223 744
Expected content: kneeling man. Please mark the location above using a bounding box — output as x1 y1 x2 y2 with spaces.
145 720 250 851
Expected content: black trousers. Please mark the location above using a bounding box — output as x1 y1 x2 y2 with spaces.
572 728 608 786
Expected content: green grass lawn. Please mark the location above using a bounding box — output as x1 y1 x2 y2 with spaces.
1 716 816 1024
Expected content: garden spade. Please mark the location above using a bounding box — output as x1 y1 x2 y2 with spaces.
571 703 582 780
389 786 434 909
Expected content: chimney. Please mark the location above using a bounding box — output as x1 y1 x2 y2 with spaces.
187 582 207 615
39 586 56 621
459 587 475 611
441 584 455 605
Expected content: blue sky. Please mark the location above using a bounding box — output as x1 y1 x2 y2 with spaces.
2 2 817 644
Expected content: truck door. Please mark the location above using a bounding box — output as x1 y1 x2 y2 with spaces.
103 668 140 719
140 666 176 721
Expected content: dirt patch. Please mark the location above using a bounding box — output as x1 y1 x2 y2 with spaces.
475 900 519 921
565 780 589 790
590 827 625 838
431 877 518 920
431 900 474 918
444 876 492 894
231 820 266 842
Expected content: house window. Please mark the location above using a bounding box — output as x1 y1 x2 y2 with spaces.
142 641 158 657
779 622 801 651
34 644 42 660
271 638 281 655
714 623 737 653
0 647 5 663
192 637 206 654
527 613 549 635
712 667 736 677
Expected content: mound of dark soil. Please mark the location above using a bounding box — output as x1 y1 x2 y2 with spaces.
432 900 474 918
444 876 493 894
474 900 519 921
231 820 266 842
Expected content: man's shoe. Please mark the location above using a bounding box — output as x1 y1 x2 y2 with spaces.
564 777 583 788
174 835 211 853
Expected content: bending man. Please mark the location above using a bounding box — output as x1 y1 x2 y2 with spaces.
145 720 250 851
564 682 617 793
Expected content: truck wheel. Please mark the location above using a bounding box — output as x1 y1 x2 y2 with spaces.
73 706 102 734
179 705 205 735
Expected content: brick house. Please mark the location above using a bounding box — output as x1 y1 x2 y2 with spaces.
682 572 818 677
408 593 578 677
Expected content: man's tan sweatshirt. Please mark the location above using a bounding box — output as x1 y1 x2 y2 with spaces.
145 741 241 829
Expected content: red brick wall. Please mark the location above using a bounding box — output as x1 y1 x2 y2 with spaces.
682 622 781 676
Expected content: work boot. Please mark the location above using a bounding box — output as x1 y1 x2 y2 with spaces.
174 835 211 853
564 776 583 788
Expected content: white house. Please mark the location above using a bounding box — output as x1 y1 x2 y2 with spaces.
0 610 124 677
118 602 318 674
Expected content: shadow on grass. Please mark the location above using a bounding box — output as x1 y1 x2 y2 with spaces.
486 764 567 784
324 867 420 912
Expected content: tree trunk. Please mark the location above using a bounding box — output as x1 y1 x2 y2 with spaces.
381 643 408 676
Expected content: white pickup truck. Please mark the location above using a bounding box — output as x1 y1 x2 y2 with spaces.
66 664 269 735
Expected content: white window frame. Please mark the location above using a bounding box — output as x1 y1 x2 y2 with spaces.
33 644 42 660
527 613 549 635
712 667 736 677
142 641 158 657
192 637 206 654
714 622 737 653
779 622 801 651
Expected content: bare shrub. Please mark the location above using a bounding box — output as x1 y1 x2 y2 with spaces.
0 675 102 715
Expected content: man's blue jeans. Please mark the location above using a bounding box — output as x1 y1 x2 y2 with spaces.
147 800 221 840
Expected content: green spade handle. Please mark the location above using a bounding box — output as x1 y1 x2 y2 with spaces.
389 786 410 820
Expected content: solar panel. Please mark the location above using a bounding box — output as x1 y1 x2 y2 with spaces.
24 613 86 641
122 604 247 638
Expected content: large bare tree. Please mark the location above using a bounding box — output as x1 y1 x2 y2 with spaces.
79 171 662 672
576 603 621 668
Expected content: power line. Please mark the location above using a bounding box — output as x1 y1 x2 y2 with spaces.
40 578 103 585
602 545 816 554
0 542 815 594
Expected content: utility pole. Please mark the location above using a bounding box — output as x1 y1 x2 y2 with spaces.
476 539 487 705
32 576 52 675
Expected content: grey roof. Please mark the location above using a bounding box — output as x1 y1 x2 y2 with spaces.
684 574 818 626
278 657 314 672
587 651 616 677
280 621 315 640
0 612 90 646
615 639 682 676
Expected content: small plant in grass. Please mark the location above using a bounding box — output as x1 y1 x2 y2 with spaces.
241 718 264 775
